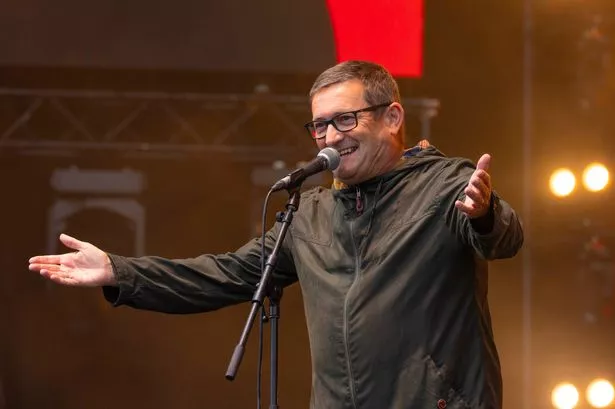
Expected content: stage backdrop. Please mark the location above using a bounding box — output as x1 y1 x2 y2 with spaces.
0 0 423 77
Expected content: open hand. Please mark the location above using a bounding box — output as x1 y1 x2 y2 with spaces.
28 234 116 287
454 154 492 219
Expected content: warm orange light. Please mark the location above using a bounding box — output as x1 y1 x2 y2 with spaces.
552 382 579 409
582 163 609 192
549 168 576 197
587 379 614 408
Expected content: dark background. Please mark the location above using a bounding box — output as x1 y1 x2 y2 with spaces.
1 1 614 408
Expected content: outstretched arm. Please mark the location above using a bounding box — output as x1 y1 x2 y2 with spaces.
440 154 524 260
29 225 298 314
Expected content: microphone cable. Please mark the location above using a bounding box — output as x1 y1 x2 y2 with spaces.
257 188 275 409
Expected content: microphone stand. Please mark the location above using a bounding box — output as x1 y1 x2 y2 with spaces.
226 187 301 409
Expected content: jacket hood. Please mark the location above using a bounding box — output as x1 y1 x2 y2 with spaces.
332 144 449 197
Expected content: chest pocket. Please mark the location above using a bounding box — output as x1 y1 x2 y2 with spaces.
393 200 438 231
378 183 440 234
290 195 335 246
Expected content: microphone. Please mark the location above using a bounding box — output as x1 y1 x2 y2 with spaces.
271 147 340 192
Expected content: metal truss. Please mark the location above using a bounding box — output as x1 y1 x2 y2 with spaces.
0 87 439 161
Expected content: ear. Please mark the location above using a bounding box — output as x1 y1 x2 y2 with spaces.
385 102 404 133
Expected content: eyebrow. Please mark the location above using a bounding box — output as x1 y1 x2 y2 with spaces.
313 110 350 122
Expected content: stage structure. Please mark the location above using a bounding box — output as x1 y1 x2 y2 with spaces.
0 87 439 161
46 167 146 256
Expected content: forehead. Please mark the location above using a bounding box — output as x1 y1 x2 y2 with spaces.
311 80 366 119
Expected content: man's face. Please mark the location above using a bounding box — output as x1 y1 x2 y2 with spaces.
311 79 402 185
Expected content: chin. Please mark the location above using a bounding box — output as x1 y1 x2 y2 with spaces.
332 173 358 187
333 161 362 183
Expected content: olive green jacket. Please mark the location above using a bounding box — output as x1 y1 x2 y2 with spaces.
104 146 523 409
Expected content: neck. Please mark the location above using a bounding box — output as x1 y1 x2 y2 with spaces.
333 146 405 190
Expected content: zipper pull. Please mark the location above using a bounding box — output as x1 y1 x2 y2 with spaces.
355 186 364 215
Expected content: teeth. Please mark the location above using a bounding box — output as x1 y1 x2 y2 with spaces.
339 147 357 156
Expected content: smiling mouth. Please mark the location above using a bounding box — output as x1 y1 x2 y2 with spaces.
338 147 358 157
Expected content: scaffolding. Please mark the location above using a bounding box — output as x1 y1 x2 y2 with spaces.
0 87 440 161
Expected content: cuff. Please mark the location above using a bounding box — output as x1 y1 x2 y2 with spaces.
470 193 496 235
101 254 134 306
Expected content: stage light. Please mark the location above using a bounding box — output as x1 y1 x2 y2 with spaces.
586 379 614 408
582 163 610 192
552 382 579 409
549 168 577 197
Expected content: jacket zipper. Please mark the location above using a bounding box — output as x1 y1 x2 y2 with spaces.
355 186 364 215
344 218 360 409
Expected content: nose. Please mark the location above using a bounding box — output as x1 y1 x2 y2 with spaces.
324 123 344 147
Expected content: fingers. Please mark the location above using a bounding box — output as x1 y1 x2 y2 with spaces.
31 263 76 285
474 169 491 190
455 197 487 218
464 186 484 205
60 233 89 251
456 154 493 219
29 263 63 272
465 155 492 205
28 255 63 265
29 234 84 264
29 251 77 281
476 153 491 171
455 199 474 214
28 234 90 287
467 175 490 203
39 268 79 286
459 181 491 216
28 250 77 267
28 234 86 264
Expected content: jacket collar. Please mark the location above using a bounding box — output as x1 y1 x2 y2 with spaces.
332 139 435 192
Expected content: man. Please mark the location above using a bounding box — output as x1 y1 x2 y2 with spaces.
29 60 523 408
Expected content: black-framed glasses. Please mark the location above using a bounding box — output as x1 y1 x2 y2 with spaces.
304 102 392 139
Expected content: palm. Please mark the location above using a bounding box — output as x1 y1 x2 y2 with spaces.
64 251 106 283
28 234 114 287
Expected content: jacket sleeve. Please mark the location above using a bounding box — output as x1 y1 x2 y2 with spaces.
437 158 524 260
101 222 298 314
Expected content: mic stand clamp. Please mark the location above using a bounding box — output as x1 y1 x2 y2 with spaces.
226 187 301 409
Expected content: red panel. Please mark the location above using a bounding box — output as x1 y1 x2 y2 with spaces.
325 0 423 78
